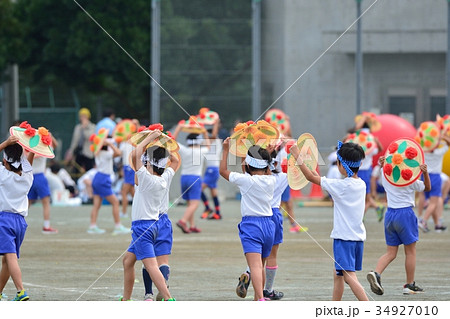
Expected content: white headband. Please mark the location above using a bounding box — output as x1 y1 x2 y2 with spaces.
245 154 268 169
187 135 203 146
150 157 169 169
3 153 32 172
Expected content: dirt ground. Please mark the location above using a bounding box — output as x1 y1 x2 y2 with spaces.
1 199 449 301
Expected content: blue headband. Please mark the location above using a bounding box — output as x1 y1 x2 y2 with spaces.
336 141 361 177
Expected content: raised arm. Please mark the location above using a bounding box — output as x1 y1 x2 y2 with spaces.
289 144 321 185
104 139 122 158
420 164 431 192
168 152 179 171
172 123 183 141
219 137 231 181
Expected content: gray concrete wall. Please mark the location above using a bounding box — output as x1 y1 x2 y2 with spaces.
262 0 448 149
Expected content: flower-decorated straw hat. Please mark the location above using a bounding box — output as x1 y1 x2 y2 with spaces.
10 121 55 158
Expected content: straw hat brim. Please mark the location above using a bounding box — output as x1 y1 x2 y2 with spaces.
264 109 291 134
128 131 179 152
10 126 55 159
415 121 440 152
287 133 319 190
229 120 280 157
383 137 424 187
91 129 110 156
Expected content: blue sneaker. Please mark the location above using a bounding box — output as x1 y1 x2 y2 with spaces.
13 290 29 301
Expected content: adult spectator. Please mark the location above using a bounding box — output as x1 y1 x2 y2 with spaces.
66 108 96 171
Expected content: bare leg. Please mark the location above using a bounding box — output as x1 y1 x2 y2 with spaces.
181 200 200 228
121 183 134 214
422 196 438 225
245 253 265 300
404 242 417 284
332 271 344 301
4 253 23 291
343 271 368 301
142 258 171 300
0 257 10 293
417 192 425 219
122 252 137 300
375 245 399 275
90 195 102 226
42 196 51 224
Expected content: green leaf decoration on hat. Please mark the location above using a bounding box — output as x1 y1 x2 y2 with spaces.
393 166 401 183
403 159 420 168
385 156 392 164
29 135 40 148
397 141 407 153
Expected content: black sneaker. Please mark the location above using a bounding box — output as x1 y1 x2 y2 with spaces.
435 224 447 233
367 271 384 295
403 282 424 294
263 289 284 300
236 272 250 298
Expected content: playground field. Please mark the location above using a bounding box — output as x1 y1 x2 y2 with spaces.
2 199 449 302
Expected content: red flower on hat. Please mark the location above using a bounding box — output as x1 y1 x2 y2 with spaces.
138 126 147 132
41 134 52 146
405 147 418 159
89 133 96 142
24 127 36 137
285 140 296 154
388 142 398 153
19 121 31 129
166 131 173 139
383 163 393 176
149 123 164 131
401 169 413 181
246 120 255 125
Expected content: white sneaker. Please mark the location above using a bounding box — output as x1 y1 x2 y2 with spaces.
112 225 131 235
120 212 129 218
144 293 154 301
87 226 106 234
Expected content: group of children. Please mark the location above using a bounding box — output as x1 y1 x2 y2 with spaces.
1 108 444 302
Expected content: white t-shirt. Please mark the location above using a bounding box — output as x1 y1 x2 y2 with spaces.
204 139 222 168
326 165 342 180
271 172 289 208
320 176 366 241
45 169 65 192
229 172 275 217
131 167 175 221
424 143 448 173
0 164 34 217
381 174 425 208
95 148 114 175
32 156 47 174
120 142 134 166
178 144 208 176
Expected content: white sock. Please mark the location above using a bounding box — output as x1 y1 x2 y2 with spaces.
43 220 50 229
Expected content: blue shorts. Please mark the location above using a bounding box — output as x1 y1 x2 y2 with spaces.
92 172 114 198
127 219 159 260
28 173 50 200
203 167 220 189
238 216 275 258
384 207 418 246
155 213 173 256
424 173 442 199
0 212 27 259
181 175 202 200
123 165 135 185
281 186 291 202
358 169 372 194
271 208 283 245
333 239 364 276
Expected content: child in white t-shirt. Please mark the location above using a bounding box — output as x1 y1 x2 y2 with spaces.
291 141 369 301
0 136 34 301
367 156 430 295
121 130 177 301
220 139 276 301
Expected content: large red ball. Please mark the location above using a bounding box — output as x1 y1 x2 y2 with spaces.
372 114 417 167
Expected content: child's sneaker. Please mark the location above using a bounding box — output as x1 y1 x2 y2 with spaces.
42 226 58 234
367 271 384 295
161 298 176 301
236 272 251 298
176 220 191 233
120 212 129 218
13 290 29 301
87 226 106 234
144 293 154 301
418 220 429 233
376 205 385 222
112 224 131 235
201 209 212 219
189 226 201 233
263 289 284 300
208 213 222 220
435 224 447 233
290 224 308 233
403 282 424 294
